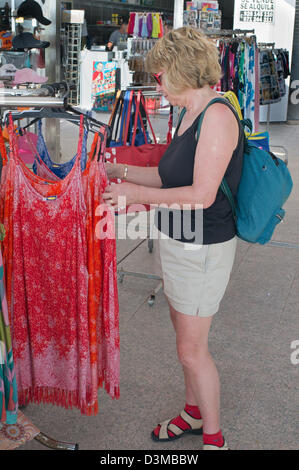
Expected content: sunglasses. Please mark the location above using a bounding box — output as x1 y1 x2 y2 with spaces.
152 72 163 86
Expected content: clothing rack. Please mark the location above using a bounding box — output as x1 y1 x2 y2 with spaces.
0 93 92 452
257 42 288 164
0 82 111 139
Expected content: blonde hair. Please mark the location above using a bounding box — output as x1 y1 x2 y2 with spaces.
145 27 221 94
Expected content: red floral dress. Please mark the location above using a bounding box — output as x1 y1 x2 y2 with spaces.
0 117 120 415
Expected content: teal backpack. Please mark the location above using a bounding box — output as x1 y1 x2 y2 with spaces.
178 97 293 245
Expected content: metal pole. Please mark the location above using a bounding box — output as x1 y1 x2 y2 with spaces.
267 103 271 135
42 0 62 162
173 0 184 29
0 96 65 107
10 0 15 33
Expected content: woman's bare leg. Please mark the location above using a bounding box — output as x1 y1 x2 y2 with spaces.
169 303 220 434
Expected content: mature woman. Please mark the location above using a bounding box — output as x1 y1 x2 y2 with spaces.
103 27 244 451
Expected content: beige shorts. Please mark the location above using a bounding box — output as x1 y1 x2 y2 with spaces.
158 235 237 317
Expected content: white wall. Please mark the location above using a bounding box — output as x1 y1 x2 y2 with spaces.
234 0 296 122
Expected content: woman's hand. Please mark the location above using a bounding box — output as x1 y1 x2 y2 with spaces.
102 182 141 210
105 162 124 180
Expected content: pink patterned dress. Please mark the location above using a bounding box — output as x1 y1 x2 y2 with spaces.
0 116 120 414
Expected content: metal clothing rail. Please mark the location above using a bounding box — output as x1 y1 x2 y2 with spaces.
205 28 255 37
0 96 65 108
130 11 163 15
258 42 275 49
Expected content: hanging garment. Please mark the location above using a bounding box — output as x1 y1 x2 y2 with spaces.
275 49 287 98
133 13 140 36
0 126 8 165
244 42 256 127
221 43 230 92
0 120 120 415
139 16 143 37
147 13 153 37
128 13 135 36
0 246 18 425
33 129 120 401
17 131 38 165
158 16 164 38
151 14 160 39
81 135 120 402
254 46 260 132
229 42 238 91
238 42 246 113
279 49 290 78
259 49 281 105
3 116 94 414
141 15 148 38
233 43 240 99
32 149 61 182
32 120 88 179
33 129 99 183
34 128 119 404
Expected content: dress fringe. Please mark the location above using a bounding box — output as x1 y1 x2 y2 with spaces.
18 379 120 416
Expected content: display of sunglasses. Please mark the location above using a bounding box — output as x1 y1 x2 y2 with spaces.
152 72 163 86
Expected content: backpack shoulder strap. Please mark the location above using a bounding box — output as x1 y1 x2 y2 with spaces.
175 107 187 135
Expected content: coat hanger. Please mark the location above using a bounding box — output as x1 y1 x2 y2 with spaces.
4 106 111 140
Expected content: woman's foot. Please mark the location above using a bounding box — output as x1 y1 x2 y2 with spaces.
203 439 229 450
151 404 203 442
203 430 229 450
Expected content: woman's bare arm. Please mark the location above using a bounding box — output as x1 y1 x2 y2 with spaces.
106 163 163 188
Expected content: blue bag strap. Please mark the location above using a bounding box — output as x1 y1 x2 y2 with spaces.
131 93 149 145
118 90 130 145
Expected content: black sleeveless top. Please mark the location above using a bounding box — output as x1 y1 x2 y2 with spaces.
155 100 244 245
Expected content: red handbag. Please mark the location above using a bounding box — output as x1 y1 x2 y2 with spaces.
105 90 172 212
